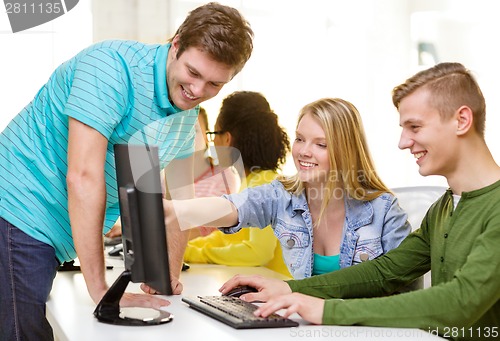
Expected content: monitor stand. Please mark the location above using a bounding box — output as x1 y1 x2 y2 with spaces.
93 270 173 326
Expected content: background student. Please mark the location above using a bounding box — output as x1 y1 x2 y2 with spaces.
105 107 241 240
185 106 241 238
219 63 500 341
162 97 410 283
184 91 292 276
0 3 253 340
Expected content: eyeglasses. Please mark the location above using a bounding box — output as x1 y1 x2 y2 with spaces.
206 131 224 142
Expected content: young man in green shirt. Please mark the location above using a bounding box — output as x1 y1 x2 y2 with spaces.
220 62 500 340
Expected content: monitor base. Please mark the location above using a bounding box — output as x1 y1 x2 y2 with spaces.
94 270 173 326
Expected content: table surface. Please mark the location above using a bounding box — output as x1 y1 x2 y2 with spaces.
47 258 443 341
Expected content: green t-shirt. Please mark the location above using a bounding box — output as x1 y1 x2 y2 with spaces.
288 180 500 340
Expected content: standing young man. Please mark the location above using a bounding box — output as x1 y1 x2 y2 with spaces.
219 63 500 340
0 3 253 340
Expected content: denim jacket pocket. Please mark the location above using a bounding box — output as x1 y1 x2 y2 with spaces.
274 222 310 276
352 237 383 264
274 222 310 249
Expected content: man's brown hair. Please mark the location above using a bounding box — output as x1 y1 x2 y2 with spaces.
170 2 254 76
392 62 486 137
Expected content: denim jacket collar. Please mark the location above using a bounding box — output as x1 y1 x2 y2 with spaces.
345 196 374 230
290 190 308 216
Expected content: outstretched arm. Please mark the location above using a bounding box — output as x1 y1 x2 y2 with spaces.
169 197 239 230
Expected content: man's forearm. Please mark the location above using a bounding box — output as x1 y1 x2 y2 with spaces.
167 227 190 280
67 176 108 304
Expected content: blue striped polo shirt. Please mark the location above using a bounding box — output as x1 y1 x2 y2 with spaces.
0 40 198 262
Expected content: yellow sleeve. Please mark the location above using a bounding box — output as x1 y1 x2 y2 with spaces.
183 227 277 266
183 170 290 277
183 230 227 263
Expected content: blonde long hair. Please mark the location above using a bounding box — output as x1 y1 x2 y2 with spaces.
279 98 390 223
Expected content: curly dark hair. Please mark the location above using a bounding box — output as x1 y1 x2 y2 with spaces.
216 91 290 171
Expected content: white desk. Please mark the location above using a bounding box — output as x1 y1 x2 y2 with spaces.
47 260 443 341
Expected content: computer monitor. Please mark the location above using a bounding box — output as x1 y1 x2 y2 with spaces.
94 144 173 326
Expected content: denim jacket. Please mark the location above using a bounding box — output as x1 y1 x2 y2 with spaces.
222 180 410 279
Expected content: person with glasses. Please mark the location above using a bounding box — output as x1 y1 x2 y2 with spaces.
183 91 292 277
105 107 240 240
206 130 224 142
187 107 242 238
0 3 253 340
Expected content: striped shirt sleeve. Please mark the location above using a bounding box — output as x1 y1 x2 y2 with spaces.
63 48 131 138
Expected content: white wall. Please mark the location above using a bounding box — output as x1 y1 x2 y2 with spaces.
194 0 500 188
0 0 92 130
2 0 499 189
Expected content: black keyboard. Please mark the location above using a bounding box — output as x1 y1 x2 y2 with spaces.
182 295 299 329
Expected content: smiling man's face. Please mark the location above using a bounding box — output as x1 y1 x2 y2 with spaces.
398 88 459 177
166 37 235 111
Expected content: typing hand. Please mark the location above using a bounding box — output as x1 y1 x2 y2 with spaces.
254 293 324 325
219 274 291 303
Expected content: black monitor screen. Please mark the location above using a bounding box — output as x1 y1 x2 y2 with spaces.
94 144 172 325
114 144 172 295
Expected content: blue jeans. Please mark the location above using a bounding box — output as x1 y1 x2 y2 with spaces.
0 217 60 341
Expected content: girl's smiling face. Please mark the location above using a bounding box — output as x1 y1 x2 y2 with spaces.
292 112 330 185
